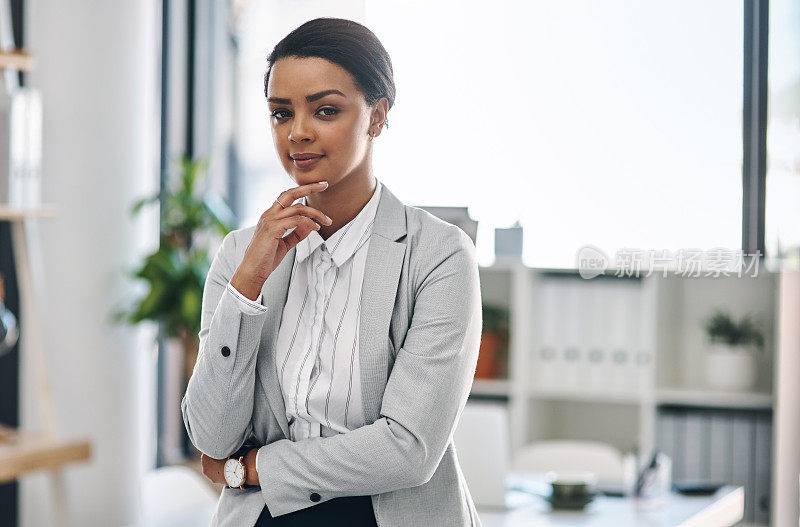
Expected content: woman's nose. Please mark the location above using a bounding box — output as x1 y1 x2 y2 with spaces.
289 117 314 142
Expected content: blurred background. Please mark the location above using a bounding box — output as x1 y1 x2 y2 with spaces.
0 0 798 526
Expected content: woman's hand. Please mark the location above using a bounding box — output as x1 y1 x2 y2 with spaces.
231 181 333 299
201 453 228 485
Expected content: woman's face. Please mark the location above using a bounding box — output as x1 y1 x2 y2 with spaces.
266 56 379 188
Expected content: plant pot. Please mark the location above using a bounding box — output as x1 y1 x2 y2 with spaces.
476 331 505 379
705 343 757 391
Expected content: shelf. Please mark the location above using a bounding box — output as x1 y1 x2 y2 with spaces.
0 205 58 220
656 388 773 410
471 378 511 396
0 49 36 71
504 387 775 409
527 387 643 405
0 427 91 483
470 381 653 404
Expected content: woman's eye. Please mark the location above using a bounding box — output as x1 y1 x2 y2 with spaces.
270 107 338 120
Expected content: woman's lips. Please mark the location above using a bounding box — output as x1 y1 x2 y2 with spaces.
292 155 324 169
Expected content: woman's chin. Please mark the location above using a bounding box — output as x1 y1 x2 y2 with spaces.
293 174 330 187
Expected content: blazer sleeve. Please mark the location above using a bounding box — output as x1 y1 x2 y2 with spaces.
181 230 271 459
255 226 482 517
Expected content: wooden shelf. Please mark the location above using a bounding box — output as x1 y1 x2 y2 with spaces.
0 427 91 483
0 49 36 71
0 205 58 220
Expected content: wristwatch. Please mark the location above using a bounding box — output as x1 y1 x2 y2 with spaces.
223 455 247 488
223 440 259 489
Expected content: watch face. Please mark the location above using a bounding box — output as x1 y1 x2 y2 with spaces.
223 458 245 487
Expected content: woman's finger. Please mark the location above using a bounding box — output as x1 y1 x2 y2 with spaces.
269 181 328 213
276 215 322 238
280 218 319 249
274 203 332 226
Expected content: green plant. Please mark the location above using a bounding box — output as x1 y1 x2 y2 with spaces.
111 156 236 341
703 309 765 352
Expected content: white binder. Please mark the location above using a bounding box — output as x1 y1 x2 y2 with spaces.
0 87 42 207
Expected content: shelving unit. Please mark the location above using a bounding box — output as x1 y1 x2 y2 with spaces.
1 45 92 526
473 261 779 524
474 262 778 448
0 205 92 527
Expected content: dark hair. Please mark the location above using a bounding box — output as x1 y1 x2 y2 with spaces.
264 17 395 128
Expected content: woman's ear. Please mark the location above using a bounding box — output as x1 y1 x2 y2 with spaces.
371 97 389 130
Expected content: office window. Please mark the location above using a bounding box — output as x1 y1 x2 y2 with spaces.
232 1 744 268
765 0 800 262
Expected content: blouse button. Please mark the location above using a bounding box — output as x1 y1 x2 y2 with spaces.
221 346 231 357
310 492 321 502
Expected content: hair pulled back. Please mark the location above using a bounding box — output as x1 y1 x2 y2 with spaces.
264 17 395 128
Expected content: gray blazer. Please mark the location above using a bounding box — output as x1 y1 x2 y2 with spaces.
181 182 483 526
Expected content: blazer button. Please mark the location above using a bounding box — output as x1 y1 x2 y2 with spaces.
221 346 231 357
309 492 321 502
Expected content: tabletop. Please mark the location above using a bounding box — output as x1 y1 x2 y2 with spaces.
476 482 744 527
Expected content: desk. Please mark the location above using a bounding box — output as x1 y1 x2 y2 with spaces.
477 484 744 527
128 483 745 527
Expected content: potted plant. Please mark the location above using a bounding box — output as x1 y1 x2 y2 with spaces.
476 304 509 379
112 156 236 399
702 309 765 391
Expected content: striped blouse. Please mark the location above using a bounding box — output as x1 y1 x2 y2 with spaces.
227 180 383 442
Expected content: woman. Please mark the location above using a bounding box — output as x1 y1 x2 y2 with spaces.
181 17 483 527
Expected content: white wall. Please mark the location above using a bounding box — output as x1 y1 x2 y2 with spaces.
21 1 160 525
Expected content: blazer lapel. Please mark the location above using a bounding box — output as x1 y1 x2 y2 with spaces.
256 247 295 439
359 183 407 424
254 181 408 437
